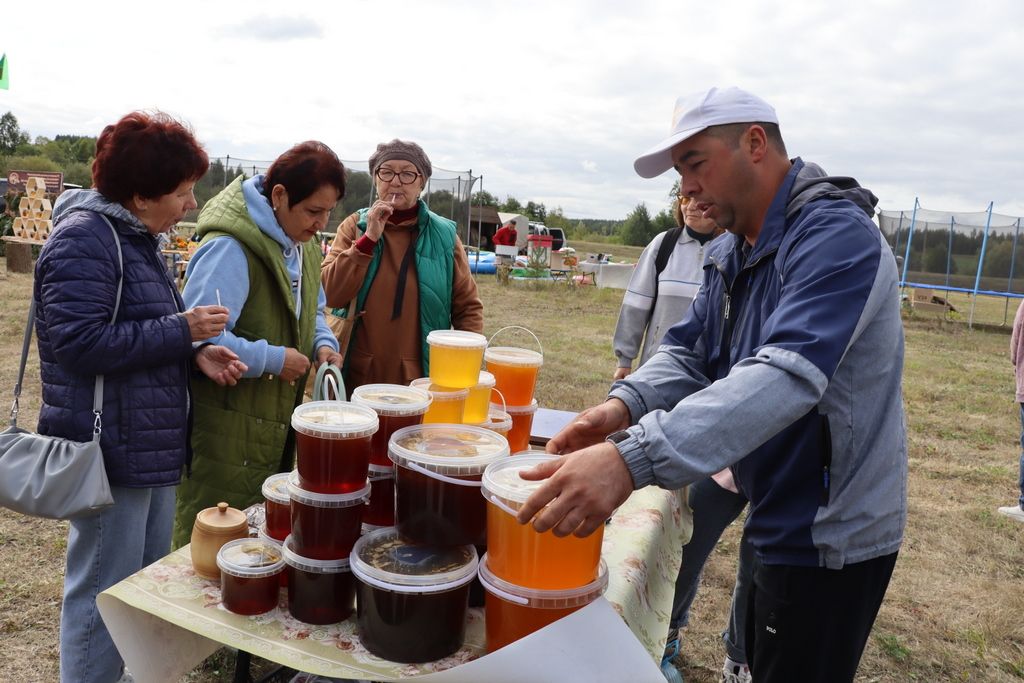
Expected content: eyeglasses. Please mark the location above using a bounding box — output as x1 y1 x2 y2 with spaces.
376 168 421 185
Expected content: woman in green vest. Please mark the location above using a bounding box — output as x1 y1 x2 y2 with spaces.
322 139 483 390
171 141 346 547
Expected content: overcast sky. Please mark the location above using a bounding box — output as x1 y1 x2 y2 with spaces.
2 0 1021 220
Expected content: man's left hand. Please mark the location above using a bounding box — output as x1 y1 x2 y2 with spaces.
196 345 248 386
516 441 635 538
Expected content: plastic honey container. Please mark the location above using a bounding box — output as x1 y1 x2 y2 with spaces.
478 553 608 652
475 406 512 439
498 400 538 453
217 538 285 616
364 464 395 527
292 401 378 494
426 330 487 389
409 378 469 424
352 384 432 467
287 472 369 560
481 454 604 589
283 535 354 625
389 424 509 547
261 472 291 542
350 528 478 663
484 327 543 407
463 371 496 424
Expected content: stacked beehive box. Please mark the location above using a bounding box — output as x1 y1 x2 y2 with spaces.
11 177 53 241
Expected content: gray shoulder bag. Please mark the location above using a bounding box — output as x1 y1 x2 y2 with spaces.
0 216 123 519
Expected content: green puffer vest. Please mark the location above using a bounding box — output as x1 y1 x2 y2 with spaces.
340 200 456 375
172 177 321 547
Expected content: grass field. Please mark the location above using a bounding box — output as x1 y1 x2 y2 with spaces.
2 261 1024 682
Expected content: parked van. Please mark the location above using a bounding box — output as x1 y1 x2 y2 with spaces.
527 222 568 251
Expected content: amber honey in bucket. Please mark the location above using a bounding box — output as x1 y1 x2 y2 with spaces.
287 472 369 560
283 536 354 625
351 384 432 468
426 330 487 389
474 407 512 438
481 454 604 589
350 528 478 663
364 464 395 527
478 553 608 652
463 371 496 424
292 402 378 494
217 538 285 616
261 472 291 542
389 424 509 547
498 400 538 454
485 346 543 407
409 378 468 424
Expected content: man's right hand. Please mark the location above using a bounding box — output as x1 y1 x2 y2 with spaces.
545 398 632 454
612 366 631 381
280 347 311 382
182 305 229 342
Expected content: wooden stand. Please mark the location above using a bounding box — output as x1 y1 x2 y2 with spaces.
2 237 38 273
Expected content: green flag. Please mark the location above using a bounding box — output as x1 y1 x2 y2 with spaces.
0 54 8 90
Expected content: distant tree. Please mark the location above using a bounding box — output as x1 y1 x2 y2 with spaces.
620 203 656 247
64 162 92 187
545 207 572 231
0 112 30 155
500 196 523 213
338 170 372 220
472 190 499 206
652 209 675 233
524 201 546 222
983 240 1024 279
1 154 60 173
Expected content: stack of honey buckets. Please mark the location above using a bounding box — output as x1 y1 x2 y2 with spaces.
202 326 607 663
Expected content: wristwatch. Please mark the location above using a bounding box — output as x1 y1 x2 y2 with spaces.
606 430 632 447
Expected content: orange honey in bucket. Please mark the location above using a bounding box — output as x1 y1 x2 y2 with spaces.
426 330 487 389
481 454 603 589
499 400 537 454
485 346 543 407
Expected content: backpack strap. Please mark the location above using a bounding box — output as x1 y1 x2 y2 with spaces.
652 226 683 302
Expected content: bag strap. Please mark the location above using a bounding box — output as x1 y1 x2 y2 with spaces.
8 215 124 438
650 226 682 313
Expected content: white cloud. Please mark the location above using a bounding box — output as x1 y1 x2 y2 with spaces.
1 0 1021 218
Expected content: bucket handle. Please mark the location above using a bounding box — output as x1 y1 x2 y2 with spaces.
313 364 346 402
405 460 482 487
487 493 520 519
487 325 543 358
491 388 508 414
480 577 530 606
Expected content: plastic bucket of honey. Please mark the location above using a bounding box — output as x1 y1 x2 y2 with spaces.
409 378 469 424
463 371 496 424
497 399 538 453
364 464 395 527
426 330 487 389
478 553 607 652
291 401 379 493
216 538 285 616
282 535 354 625
474 406 512 439
484 326 543 407
261 472 291 542
351 384 432 467
481 453 604 589
389 424 510 547
350 527 478 663
287 472 369 560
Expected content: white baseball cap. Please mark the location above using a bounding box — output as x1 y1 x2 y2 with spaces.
633 86 779 178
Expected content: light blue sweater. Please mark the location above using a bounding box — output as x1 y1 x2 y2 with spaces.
182 176 338 377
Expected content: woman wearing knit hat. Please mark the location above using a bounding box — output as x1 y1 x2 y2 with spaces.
321 139 483 390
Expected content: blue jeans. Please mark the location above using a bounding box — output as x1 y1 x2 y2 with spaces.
670 476 753 663
1018 404 1024 508
60 485 176 683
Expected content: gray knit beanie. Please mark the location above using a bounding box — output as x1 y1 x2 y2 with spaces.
368 139 432 181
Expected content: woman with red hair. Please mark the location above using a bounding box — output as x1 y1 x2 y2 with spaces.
35 111 246 683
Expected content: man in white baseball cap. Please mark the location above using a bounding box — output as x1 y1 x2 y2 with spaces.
516 86 907 682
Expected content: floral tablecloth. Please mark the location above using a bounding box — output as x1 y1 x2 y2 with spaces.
98 485 689 682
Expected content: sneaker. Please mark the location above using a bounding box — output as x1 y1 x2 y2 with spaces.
660 636 684 683
998 504 1024 522
721 656 751 683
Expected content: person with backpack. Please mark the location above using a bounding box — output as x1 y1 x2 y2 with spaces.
612 198 751 682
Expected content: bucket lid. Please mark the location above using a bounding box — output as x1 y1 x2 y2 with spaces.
475 407 512 434
481 453 557 509
426 330 487 349
492 399 538 415
473 371 496 388
389 424 510 476
282 535 351 574
216 538 285 579
352 384 432 417
291 401 379 439
361 522 392 535
484 346 543 367
409 378 469 401
287 471 371 508
368 463 395 480
350 527 477 593
478 553 608 608
195 502 248 535
261 472 291 505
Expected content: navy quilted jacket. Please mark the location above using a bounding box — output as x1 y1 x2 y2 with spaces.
33 193 195 487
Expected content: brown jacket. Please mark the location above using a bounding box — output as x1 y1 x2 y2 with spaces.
322 209 483 390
